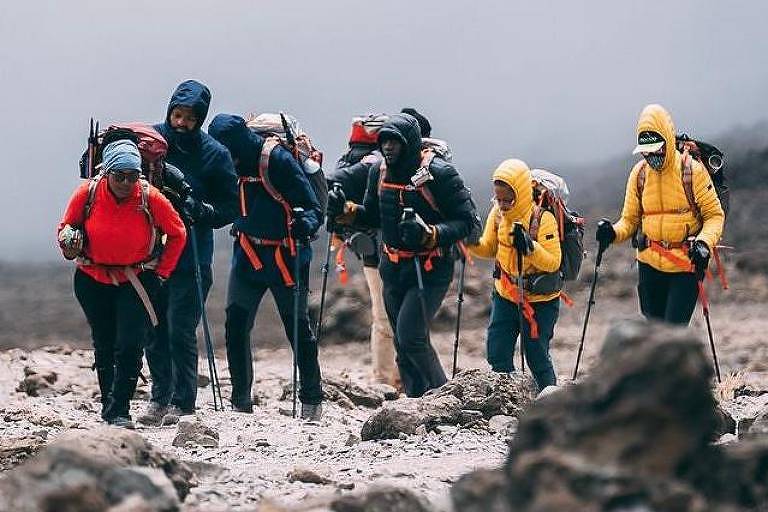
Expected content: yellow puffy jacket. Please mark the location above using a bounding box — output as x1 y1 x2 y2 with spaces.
613 104 724 273
469 159 562 303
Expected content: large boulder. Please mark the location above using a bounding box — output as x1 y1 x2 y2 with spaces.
0 427 196 512
361 369 536 441
453 320 768 511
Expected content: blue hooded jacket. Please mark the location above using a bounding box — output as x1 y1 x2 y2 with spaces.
155 80 238 271
209 114 321 283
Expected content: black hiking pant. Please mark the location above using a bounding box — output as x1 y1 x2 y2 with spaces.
74 269 161 420
225 261 323 407
637 262 699 325
145 266 212 413
382 279 449 398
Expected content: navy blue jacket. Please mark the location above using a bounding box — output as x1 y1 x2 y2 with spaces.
155 80 238 271
209 114 321 284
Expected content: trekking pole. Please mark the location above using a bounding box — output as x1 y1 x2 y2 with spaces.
291 208 306 419
188 225 223 411
316 184 341 340
512 223 526 373
696 270 722 383
572 242 607 380
451 251 466 378
402 209 432 344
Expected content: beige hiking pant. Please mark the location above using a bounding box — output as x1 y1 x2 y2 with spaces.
363 266 399 387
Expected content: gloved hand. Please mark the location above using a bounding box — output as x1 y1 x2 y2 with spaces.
596 218 616 249
291 214 315 239
688 239 710 276
182 195 214 225
399 210 434 248
58 224 84 260
327 186 346 223
511 223 534 256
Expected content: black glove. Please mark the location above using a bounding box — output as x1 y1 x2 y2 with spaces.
327 187 346 223
291 214 315 239
511 223 534 256
399 210 431 248
596 218 616 249
688 240 710 276
182 195 214 225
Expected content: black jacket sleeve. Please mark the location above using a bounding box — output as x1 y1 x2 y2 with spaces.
327 159 373 205
203 150 239 229
430 160 478 247
354 163 381 229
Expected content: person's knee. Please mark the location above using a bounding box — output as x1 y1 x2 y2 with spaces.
225 304 251 341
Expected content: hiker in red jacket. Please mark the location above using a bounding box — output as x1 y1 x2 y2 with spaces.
58 139 186 428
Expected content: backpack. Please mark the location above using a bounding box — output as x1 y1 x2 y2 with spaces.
246 112 327 214
348 113 389 145
529 169 585 282
675 133 729 216
421 137 453 163
79 121 169 188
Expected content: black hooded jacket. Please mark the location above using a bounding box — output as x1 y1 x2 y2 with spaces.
357 114 477 286
154 80 238 270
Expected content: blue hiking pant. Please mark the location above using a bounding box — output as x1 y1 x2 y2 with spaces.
486 290 559 390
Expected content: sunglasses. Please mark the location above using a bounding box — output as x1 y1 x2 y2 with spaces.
110 171 141 184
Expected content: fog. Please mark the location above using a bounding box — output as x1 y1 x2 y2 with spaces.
1 0 766 260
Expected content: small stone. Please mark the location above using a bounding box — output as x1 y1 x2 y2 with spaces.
345 434 361 446
287 467 333 485
414 425 427 436
435 425 458 435
197 373 211 388
172 420 219 449
337 482 355 490
488 415 517 434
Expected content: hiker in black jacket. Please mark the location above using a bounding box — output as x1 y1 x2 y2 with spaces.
328 113 478 397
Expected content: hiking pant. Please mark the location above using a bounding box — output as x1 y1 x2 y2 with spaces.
637 262 698 326
74 269 160 420
363 266 398 387
382 280 448 398
225 262 322 407
486 291 559 391
145 266 212 412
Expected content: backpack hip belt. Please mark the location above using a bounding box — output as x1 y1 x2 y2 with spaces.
238 232 295 287
382 243 443 272
77 258 160 326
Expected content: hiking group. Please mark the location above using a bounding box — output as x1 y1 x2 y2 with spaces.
57 80 728 428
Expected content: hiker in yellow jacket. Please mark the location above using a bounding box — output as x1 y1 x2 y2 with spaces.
469 159 562 390
596 104 724 325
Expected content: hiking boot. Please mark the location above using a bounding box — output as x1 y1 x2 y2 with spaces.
105 416 135 429
300 403 323 421
161 405 193 426
232 401 253 414
137 402 168 426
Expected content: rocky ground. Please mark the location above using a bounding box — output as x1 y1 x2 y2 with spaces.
2 251 768 511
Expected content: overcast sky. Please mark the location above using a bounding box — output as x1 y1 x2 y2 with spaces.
1 0 766 260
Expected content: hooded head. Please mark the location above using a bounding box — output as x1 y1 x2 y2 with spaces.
208 114 260 171
492 159 534 221
163 80 212 149
400 108 431 138
377 113 422 175
633 104 677 172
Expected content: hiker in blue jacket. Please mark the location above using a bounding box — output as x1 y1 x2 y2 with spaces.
140 80 238 425
208 113 324 420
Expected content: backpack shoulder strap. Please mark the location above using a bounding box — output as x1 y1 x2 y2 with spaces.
529 205 544 240
635 162 647 216
680 151 700 218
138 178 157 257
83 174 103 219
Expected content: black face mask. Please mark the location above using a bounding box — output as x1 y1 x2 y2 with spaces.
644 151 665 170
